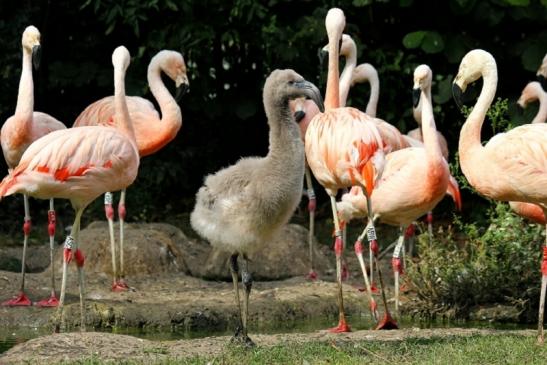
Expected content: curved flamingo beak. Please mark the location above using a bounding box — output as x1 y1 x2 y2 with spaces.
295 80 324 112
452 83 464 110
175 76 190 102
32 44 41 70
294 110 305 123
412 88 421 108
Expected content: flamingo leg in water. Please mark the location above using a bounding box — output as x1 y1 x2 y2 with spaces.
230 254 254 347
305 167 317 280
2 194 32 306
35 198 59 307
329 195 351 333
354 221 379 322
117 189 129 289
54 208 84 333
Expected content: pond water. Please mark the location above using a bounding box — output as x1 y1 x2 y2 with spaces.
0 315 533 355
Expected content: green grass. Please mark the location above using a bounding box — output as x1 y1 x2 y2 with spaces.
61 334 547 364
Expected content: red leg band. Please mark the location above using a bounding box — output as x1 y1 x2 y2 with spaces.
307 198 316 213
23 219 31 236
118 203 126 220
426 212 433 224
48 210 56 236
334 236 343 256
370 239 379 256
105 204 114 220
404 224 415 239
75 249 85 268
64 248 73 264
392 257 403 274
354 240 363 255
541 247 547 276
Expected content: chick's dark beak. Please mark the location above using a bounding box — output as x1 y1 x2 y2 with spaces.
32 44 41 70
412 88 421 108
175 82 190 102
294 80 324 113
452 83 464 110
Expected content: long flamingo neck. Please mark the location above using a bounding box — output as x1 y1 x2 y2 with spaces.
265 99 303 163
420 88 442 162
325 34 341 110
459 65 497 165
147 57 182 135
15 47 34 121
532 90 547 124
339 49 356 107
366 72 379 118
114 65 136 145
412 84 430 125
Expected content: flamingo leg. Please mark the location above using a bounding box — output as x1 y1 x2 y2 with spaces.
230 254 254 347
427 211 433 243
36 198 59 307
72 212 86 331
328 195 350 333
54 208 84 333
241 256 255 347
105 192 121 291
117 189 129 289
3 194 32 307
305 167 317 280
354 223 378 321
392 227 405 317
538 218 547 344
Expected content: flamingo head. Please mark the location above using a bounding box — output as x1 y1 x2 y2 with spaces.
22 26 41 70
413 64 432 108
112 46 131 72
325 8 345 43
264 69 324 119
155 50 190 100
351 63 378 87
453 49 496 109
517 81 542 109
537 53 547 90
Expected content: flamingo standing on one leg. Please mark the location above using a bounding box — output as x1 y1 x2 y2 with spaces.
73 50 189 291
191 69 324 347
1 26 66 307
337 64 450 319
508 81 546 224
452 49 547 343
305 8 390 332
0 46 140 332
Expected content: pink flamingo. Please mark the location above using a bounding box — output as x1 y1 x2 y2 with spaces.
338 64 451 317
452 49 547 343
508 81 546 224
73 50 189 291
305 8 392 332
0 46 140 331
1 26 66 307
350 63 380 117
290 98 321 280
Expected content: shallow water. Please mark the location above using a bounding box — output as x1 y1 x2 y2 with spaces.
0 315 533 355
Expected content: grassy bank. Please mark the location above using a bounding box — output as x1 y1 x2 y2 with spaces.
64 333 546 365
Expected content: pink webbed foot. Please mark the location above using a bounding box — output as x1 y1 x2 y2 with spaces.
375 312 398 330
328 318 351 333
2 292 32 306
306 270 318 281
111 280 129 292
35 294 59 307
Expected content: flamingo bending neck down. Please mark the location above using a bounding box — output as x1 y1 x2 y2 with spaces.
0 46 140 332
74 50 189 291
350 63 380 117
338 64 450 318
537 53 547 90
1 25 66 307
452 49 547 343
508 81 547 224
305 8 393 332
191 69 324 347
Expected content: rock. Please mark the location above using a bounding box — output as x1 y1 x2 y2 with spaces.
53 222 191 277
184 224 333 280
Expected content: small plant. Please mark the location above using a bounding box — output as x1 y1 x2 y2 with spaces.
406 202 544 321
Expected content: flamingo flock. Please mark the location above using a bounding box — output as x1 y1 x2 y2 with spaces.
0 7 546 346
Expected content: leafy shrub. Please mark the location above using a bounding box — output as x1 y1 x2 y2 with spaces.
405 202 544 321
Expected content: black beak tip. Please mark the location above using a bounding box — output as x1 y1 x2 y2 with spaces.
294 110 305 123
32 45 41 70
452 83 464 110
538 75 547 91
175 83 189 102
412 88 421 108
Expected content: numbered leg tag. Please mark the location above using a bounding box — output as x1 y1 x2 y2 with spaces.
307 189 316 199
104 192 113 205
64 236 75 250
366 226 377 242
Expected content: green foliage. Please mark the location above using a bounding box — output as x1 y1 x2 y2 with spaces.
406 202 544 320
